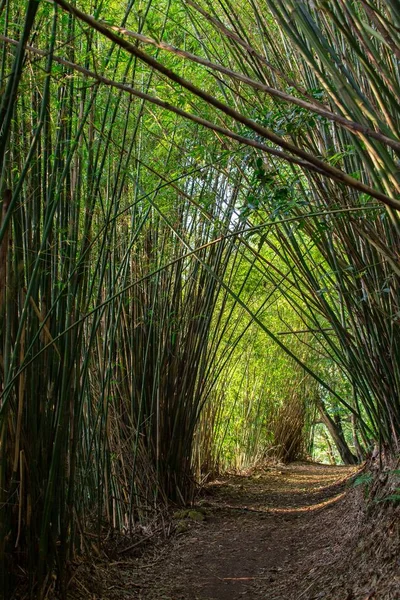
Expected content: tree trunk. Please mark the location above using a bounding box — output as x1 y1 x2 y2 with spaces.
318 401 358 465
351 414 365 462
321 429 336 465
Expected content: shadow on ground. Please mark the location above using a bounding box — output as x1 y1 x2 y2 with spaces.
68 461 400 600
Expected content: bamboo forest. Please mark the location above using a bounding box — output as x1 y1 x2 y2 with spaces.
1 0 400 598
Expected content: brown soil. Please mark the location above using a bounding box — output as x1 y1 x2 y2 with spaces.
68 462 400 600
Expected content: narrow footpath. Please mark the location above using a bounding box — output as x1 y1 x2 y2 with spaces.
70 462 400 600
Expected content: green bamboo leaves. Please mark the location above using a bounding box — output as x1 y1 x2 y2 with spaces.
2 1 400 598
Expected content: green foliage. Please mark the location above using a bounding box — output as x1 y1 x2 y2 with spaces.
352 472 374 500
352 473 373 488
2 0 400 596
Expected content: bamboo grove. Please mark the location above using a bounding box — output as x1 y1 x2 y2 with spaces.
0 0 399 597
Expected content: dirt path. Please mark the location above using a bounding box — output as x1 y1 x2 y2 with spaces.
172 463 353 600
148 462 354 600
77 462 363 600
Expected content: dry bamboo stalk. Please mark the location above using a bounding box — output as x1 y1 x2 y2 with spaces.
15 450 24 548
0 189 11 317
12 325 26 475
25 291 61 359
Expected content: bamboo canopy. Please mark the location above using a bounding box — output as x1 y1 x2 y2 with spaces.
0 0 399 596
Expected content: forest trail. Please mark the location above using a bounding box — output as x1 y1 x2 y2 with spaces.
142 463 354 600
76 462 375 600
